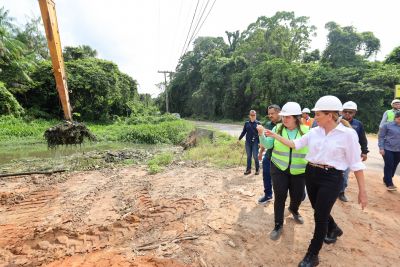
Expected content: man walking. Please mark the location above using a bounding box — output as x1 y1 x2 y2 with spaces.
379 111 400 191
239 110 261 175
258 105 281 204
380 99 400 127
340 101 369 201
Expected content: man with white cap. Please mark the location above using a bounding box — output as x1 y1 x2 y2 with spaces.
301 108 314 127
340 101 369 202
379 99 400 128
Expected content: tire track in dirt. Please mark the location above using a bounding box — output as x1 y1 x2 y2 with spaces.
0 170 205 266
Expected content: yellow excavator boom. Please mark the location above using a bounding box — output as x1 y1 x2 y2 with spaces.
38 0 72 121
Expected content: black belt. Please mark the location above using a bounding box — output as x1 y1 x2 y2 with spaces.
308 162 336 170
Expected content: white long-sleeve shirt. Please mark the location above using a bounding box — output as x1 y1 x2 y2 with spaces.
293 123 365 171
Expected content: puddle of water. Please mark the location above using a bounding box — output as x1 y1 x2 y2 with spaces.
0 142 155 165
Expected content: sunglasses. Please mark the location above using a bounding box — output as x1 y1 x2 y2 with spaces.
342 110 355 114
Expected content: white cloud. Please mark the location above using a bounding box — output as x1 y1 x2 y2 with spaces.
2 0 400 96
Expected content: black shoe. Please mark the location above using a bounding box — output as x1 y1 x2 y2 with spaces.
288 207 304 224
244 169 251 175
298 252 319 267
338 192 348 202
324 226 343 244
270 224 283 240
255 169 260 175
258 195 272 204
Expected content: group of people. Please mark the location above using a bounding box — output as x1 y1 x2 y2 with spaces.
238 95 400 267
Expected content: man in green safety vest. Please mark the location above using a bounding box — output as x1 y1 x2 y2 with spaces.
379 99 400 128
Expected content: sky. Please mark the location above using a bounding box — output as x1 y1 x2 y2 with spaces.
2 0 400 96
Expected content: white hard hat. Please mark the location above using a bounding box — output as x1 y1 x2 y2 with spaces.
312 95 343 112
342 101 357 111
391 99 400 105
279 102 302 116
302 108 311 113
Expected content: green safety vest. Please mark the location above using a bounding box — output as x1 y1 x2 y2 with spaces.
271 124 309 175
387 110 395 122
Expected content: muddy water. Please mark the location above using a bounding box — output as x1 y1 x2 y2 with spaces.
0 142 156 165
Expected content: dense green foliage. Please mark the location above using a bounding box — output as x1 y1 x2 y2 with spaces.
0 82 24 116
0 116 194 145
163 11 400 132
0 7 155 121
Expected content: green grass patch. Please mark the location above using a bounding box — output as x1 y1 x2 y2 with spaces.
124 114 179 125
0 115 57 143
184 131 244 168
147 152 174 174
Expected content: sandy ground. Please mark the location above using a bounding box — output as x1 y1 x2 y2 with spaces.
1 122 399 266
0 159 399 266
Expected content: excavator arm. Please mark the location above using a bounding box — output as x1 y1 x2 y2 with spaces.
38 0 72 121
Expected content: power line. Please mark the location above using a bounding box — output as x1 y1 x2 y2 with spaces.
180 0 200 59
168 0 184 67
182 0 217 56
183 0 210 55
191 0 216 42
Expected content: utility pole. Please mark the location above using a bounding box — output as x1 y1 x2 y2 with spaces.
158 70 174 113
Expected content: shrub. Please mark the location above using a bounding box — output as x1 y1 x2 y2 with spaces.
0 82 24 117
147 152 174 174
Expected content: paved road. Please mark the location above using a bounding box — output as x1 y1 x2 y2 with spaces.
193 120 399 175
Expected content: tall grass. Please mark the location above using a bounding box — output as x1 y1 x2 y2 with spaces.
0 116 57 143
0 116 194 146
184 131 244 168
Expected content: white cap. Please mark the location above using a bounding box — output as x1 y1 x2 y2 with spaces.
279 102 302 116
391 99 400 105
312 95 343 112
302 108 311 113
342 101 357 111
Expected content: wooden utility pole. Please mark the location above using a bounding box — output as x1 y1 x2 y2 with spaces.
38 0 72 121
158 71 174 113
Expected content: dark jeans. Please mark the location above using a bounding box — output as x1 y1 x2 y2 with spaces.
245 141 259 171
340 168 350 193
305 164 343 256
383 150 400 186
262 156 273 198
270 163 305 225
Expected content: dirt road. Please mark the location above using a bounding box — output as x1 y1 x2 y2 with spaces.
0 122 399 266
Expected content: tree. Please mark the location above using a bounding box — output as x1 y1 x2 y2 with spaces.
63 45 97 61
321 22 380 67
237 11 316 62
302 49 320 63
16 16 49 60
225 30 240 53
25 58 138 121
0 7 35 94
0 81 24 116
385 46 400 64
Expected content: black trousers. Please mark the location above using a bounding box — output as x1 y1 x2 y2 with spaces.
270 163 306 225
305 164 343 255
